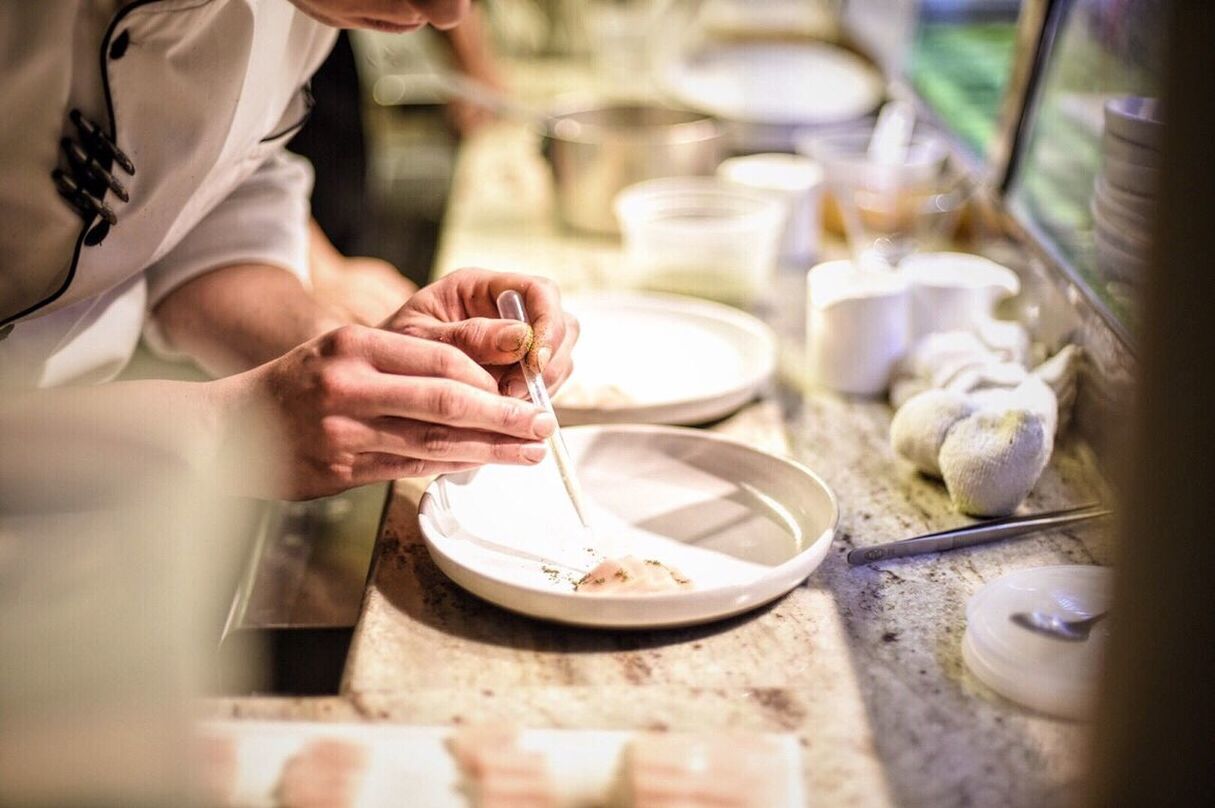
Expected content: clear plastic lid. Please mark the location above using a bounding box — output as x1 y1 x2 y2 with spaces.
962 565 1113 719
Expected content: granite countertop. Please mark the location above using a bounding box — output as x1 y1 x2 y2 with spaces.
209 104 1113 806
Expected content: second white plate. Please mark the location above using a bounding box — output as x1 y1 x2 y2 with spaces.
553 292 777 426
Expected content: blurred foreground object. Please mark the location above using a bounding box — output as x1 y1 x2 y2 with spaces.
1085 3 1215 806
0 388 257 805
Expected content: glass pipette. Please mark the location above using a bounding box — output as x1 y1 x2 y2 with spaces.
496 289 593 530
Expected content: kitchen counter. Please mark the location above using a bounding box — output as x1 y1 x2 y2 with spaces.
209 107 1114 807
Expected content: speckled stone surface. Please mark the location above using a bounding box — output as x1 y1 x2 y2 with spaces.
212 97 1117 807
337 394 1106 808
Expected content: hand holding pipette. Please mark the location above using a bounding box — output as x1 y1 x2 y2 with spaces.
496 289 594 530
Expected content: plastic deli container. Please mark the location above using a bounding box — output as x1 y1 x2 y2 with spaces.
614 177 785 308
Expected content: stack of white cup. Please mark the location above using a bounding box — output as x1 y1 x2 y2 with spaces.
806 260 911 396
805 253 1021 396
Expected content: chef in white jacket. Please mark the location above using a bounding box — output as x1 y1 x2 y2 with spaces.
0 0 578 501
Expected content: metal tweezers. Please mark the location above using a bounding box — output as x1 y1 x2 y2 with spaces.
846 503 1112 565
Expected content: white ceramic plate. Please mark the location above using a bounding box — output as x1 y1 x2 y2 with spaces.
418 425 839 629
661 42 883 126
553 292 777 426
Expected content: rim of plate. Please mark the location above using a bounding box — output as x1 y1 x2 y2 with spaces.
557 291 777 414
660 41 883 126
417 424 839 611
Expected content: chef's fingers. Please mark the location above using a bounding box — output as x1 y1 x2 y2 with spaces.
392 268 574 374
497 366 529 400
322 325 498 394
355 376 556 440
540 313 578 392
365 418 548 465
349 453 481 485
497 312 577 399
481 272 568 374
399 317 534 367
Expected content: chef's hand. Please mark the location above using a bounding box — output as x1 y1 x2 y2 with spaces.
307 220 417 325
236 323 557 500
380 268 578 401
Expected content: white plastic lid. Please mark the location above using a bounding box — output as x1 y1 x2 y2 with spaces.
962 565 1113 719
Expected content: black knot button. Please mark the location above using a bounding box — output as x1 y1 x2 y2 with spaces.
109 30 130 60
85 220 111 246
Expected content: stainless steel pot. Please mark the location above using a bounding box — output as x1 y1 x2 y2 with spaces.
372 75 725 235
541 104 726 234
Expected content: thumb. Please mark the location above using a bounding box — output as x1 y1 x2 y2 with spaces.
419 317 533 366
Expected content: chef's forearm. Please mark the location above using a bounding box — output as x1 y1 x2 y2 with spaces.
152 263 347 377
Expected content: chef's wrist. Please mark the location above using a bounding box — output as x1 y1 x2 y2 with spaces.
204 364 283 499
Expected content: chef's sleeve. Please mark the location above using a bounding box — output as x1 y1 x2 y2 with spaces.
140 148 314 357
142 148 314 309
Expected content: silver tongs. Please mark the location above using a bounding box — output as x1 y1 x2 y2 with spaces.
846 503 1112 565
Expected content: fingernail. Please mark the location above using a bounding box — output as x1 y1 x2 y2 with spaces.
522 442 547 463
535 345 552 372
505 379 528 399
533 412 557 438
496 323 531 354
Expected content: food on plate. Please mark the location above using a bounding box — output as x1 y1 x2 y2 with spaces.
574 556 693 594
619 731 795 808
447 725 558 808
192 734 237 807
553 379 635 408
275 738 368 808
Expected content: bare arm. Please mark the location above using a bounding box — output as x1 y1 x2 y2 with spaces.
154 217 423 377
152 262 345 377
437 4 504 134
6 269 576 503
441 4 497 82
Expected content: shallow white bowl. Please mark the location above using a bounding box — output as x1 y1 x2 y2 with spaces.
418 425 839 629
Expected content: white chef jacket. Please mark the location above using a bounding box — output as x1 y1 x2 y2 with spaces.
0 0 338 388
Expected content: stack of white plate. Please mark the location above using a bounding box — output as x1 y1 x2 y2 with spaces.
1092 96 1162 288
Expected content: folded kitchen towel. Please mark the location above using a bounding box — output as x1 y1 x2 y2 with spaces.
890 389 976 478
889 325 1030 409
939 407 1051 516
889 338 1077 516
